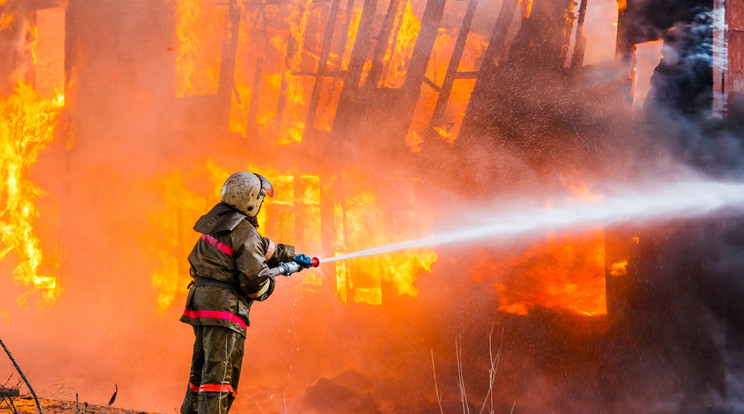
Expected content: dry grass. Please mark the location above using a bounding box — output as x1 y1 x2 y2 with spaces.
432 326 515 414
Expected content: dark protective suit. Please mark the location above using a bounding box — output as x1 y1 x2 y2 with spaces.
180 202 295 414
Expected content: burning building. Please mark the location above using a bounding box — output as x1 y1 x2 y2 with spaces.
1 0 743 412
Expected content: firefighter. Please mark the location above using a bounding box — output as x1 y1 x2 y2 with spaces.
179 172 313 414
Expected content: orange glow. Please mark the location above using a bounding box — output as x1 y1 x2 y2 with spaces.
175 0 223 96
384 2 421 88
609 260 628 276
150 171 209 312
0 13 13 31
617 0 628 14
494 230 607 317
333 191 437 305
0 83 64 306
489 179 608 317
521 0 534 19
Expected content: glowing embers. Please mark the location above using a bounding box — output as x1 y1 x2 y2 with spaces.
494 229 607 317
0 83 64 306
332 191 436 305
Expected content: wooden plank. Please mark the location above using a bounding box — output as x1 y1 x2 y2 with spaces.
401 0 449 94
453 71 479 79
426 0 478 138
728 31 744 95
365 0 404 90
306 0 343 132
422 76 441 91
730 0 744 31
457 0 518 137
332 0 379 132
570 0 589 68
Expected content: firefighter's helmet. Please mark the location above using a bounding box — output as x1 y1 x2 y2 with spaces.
221 172 274 217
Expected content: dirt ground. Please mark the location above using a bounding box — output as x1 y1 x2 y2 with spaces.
0 395 162 414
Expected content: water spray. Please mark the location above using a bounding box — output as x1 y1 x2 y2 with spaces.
317 179 744 264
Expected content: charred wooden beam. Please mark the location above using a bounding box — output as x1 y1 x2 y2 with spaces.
218 0 241 102
457 0 518 139
615 1 634 104
332 0 379 133
401 0 448 96
379 0 409 83
26 0 65 11
426 0 478 140
479 0 519 76
246 58 263 131
337 0 356 57
305 0 343 133
277 0 311 120
422 76 440 92
570 0 589 69
365 0 405 90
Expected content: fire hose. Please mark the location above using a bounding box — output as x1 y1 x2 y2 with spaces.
268 257 320 277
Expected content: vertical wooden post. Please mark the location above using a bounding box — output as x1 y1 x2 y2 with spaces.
426 0 478 139
458 0 518 138
332 0 379 133
337 0 357 57
401 0 448 96
218 0 241 102
570 0 589 69
615 0 635 105
727 0 744 116
305 0 343 133
246 58 262 131
365 0 404 90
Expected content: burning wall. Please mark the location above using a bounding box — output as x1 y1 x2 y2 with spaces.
1 0 743 412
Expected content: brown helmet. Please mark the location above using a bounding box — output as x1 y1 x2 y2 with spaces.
221 172 274 217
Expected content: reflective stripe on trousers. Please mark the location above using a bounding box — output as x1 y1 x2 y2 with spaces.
181 325 245 414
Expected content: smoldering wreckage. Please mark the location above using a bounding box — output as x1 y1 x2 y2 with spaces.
1 0 744 413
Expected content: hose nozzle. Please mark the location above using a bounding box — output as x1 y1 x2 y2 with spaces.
311 257 320 268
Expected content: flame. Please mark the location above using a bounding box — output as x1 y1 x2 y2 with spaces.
0 83 64 306
617 0 628 14
152 165 436 308
164 0 608 316
609 260 627 276
490 179 608 317
521 0 534 19
333 191 436 305
150 171 208 312
0 13 13 31
383 2 421 88
494 230 607 317
175 0 223 96
29 21 39 65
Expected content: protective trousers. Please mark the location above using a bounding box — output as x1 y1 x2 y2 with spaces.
181 325 245 414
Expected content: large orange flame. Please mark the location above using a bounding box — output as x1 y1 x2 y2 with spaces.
0 83 64 307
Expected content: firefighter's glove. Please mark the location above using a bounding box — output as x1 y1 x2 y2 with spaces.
293 254 313 269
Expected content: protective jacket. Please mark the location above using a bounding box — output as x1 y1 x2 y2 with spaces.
179 202 295 337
